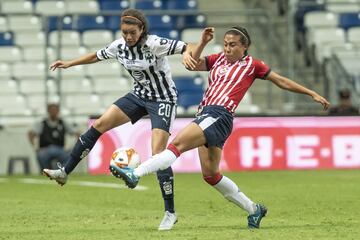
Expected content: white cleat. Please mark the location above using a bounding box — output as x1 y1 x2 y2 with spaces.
158 211 178 231
43 163 68 186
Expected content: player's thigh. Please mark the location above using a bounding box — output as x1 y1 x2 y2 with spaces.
198 145 222 176
93 104 131 133
151 128 170 155
171 122 207 153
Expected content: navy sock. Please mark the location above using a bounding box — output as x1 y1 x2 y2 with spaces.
64 126 102 174
156 167 175 213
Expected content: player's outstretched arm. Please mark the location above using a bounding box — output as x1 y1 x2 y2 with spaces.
183 27 215 71
267 71 330 110
49 52 99 71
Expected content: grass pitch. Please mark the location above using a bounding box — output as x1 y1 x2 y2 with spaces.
1 170 359 240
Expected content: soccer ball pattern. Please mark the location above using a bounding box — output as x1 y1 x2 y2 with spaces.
110 147 140 169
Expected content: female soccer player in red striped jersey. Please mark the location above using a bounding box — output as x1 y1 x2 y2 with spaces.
111 26 330 229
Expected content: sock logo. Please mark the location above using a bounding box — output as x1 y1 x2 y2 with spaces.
163 181 172 195
80 148 90 159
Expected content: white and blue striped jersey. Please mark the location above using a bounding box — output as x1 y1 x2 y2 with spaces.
96 35 186 103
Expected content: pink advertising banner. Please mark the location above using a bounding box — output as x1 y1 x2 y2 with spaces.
88 117 360 174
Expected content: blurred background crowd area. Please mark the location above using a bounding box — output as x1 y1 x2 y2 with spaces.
0 0 359 127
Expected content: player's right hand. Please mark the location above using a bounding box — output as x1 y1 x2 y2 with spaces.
49 60 71 71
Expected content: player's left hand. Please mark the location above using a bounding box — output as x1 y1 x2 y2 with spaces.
312 94 330 110
201 27 214 44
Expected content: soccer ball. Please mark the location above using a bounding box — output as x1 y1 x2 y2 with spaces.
110 147 141 169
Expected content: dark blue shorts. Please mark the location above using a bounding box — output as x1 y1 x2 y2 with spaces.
193 105 233 149
113 93 176 133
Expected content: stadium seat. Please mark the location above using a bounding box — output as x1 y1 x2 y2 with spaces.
82 30 113 47
135 0 164 10
0 80 17 94
63 94 103 115
14 31 45 47
0 46 22 62
0 32 14 46
174 76 204 93
35 0 66 16
304 11 339 30
106 16 121 31
26 94 47 112
150 29 179 40
177 92 203 110
19 80 46 94
61 78 93 94
58 46 88 60
168 55 197 77
0 95 30 116
1 0 33 14
0 63 12 80
46 16 74 32
326 2 360 13
147 15 176 30
348 27 360 43
0 17 9 32
176 14 207 29
93 77 131 94
166 0 198 10
294 0 325 32
339 13 360 31
13 62 46 80
23 46 56 62
99 0 129 12
8 15 42 32
65 1 99 14
181 28 203 42
49 30 81 47
76 15 107 32
51 65 87 80
86 62 121 78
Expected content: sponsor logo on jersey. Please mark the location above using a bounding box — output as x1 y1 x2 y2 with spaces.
131 70 145 81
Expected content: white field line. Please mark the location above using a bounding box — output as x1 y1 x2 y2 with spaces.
0 178 147 191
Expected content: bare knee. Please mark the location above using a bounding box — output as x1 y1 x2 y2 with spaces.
203 172 223 186
93 118 110 133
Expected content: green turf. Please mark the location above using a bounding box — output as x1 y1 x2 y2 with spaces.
1 170 359 240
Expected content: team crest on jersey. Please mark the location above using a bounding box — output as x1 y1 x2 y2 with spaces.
218 66 228 76
159 38 168 45
131 70 145 81
239 60 247 66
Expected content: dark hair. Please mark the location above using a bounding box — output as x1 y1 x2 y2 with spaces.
121 9 149 43
338 89 351 99
225 26 251 55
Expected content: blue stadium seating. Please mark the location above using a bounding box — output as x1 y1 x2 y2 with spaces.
166 0 198 10
0 32 14 46
99 0 129 12
106 16 121 31
177 92 203 109
339 13 360 31
174 76 204 93
76 15 107 32
147 15 176 30
135 0 164 10
47 16 74 32
150 29 180 40
176 15 206 29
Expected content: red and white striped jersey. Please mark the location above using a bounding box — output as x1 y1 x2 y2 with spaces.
200 52 271 113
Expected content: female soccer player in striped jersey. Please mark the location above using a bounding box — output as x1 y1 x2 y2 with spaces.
43 8 197 230
111 26 330 229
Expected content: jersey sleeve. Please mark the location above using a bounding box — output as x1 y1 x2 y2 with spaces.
254 59 271 79
96 40 119 60
205 53 221 71
149 35 186 57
